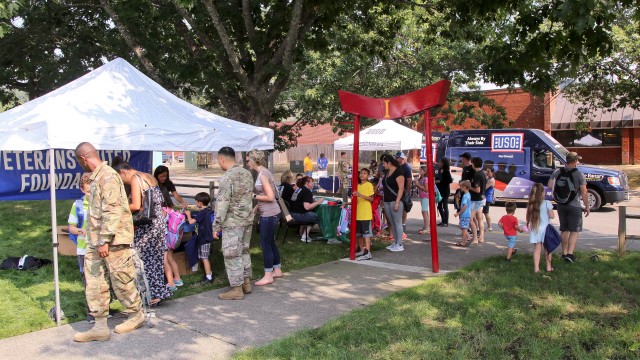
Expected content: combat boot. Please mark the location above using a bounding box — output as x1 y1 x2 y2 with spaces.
218 286 244 300
114 310 145 334
242 277 252 294
73 317 110 342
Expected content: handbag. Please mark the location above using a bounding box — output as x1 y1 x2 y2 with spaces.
385 175 413 212
269 175 293 222
132 174 156 226
435 186 443 203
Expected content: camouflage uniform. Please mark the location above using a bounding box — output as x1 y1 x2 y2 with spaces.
85 162 142 318
338 158 350 202
213 164 254 287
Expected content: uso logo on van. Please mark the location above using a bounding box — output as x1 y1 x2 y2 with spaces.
491 133 524 152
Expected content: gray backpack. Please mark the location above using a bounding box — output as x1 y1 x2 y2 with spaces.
553 168 578 204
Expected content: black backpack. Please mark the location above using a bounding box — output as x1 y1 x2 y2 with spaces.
0 255 52 270
553 168 578 204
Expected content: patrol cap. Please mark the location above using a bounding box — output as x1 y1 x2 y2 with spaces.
460 152 472 160
395 151 407 159
566 152 582 162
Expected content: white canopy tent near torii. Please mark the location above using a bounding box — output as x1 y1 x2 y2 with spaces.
331 119 423 191
0 58 274 324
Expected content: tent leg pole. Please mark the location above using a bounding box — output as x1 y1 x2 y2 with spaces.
49 149 62 325
332 151 336 194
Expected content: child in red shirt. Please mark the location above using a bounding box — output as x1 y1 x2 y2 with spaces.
498 202 523 261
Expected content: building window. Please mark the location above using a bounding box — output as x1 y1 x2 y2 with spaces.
552 129 621 147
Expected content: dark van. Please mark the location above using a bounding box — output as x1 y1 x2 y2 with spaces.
435 129 629 211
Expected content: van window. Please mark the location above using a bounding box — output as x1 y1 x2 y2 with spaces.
533 149 554 169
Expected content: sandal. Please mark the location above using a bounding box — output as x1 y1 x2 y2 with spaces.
418 228 426 234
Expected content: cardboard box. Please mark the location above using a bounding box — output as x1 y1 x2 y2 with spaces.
56 226 77 256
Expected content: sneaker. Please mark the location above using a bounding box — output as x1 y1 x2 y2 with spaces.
386 244 396 250
355 250 365 257
327 239 342 245
402 233 407 240
197 276 213 286
560 254 567 261
390 244 404 252
174 279 184 287
357 252 372 261
167 284 178 291
505 258 512 262
567 254 576 263
191 264 199 272
300 235 308 242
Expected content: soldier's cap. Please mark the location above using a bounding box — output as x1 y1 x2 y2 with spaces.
460 152 472 160
566 152 582 162
218 146 235 158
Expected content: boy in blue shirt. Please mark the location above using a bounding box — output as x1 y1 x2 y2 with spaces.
454 180 472 246
185 192 214 286
68 172 92 322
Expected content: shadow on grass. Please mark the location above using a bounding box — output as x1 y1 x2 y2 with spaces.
235 251 640 360
0 200 355 338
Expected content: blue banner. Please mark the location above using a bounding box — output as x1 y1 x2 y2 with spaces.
0 150 152 201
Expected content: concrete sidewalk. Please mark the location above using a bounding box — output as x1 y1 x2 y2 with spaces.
1 202 638 359
0 258 437 360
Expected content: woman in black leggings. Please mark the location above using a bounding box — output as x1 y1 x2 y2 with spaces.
436 158 452 226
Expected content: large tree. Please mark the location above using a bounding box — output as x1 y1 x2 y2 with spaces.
562 10 639 121
1 0 396 149
281 2 509 142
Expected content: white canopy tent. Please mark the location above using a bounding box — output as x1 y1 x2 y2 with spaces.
574 134 603 147
0 58 274 324
331 120 423 191
333 119 423 151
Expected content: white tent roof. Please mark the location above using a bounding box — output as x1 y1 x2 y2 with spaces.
574 134 602 146
333 120 422 151
0 58 273 151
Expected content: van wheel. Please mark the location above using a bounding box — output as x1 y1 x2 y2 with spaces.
586 188 602 211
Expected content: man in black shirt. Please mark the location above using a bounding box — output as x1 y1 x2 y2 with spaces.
469 157 487 243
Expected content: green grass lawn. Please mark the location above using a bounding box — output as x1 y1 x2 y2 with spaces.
235 251 640 360
0 200 365 339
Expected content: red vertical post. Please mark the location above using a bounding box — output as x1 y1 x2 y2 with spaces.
349 114 361 260
424 112 440 273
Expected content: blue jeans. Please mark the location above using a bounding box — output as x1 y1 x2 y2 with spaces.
260 215 281 272
291 211 318 224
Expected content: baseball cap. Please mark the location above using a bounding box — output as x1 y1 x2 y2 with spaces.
566 152 582 162
395 151 407 159
460 152 472 160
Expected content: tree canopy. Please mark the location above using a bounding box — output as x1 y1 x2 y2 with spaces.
1 0 638 149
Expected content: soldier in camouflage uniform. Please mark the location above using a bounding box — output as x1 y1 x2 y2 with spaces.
337 151 351 203
73 142 144 342
213 147 254 300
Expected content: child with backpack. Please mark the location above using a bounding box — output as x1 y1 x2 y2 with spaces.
498 202 523 262
164 208 185 291
67 172 93 322
526 183 556 273
185 192 215 286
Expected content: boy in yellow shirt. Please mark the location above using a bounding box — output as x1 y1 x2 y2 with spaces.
353 168 374 260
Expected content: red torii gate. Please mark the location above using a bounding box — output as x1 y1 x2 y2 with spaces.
338 80 451 273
